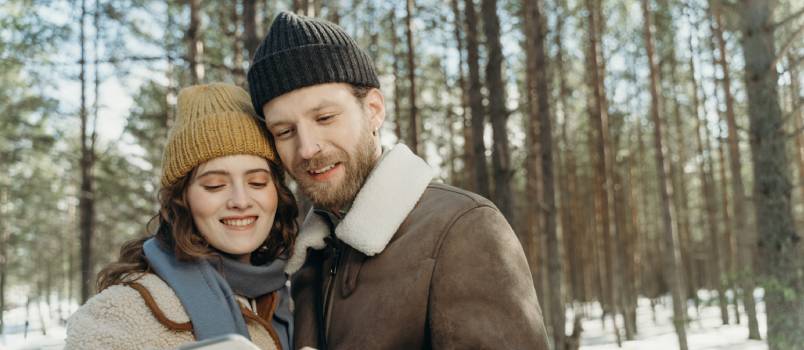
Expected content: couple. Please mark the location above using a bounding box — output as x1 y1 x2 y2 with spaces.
66 12 549 350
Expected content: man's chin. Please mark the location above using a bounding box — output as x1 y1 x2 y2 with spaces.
300 184 344 208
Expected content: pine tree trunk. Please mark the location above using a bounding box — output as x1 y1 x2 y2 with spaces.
624 142 641 335
636 116 663 303
326 0 340 25
688 32 729 325
0 214 5 334
79 0 96 304
165 2 177 130
715 120 743 324
365 1 379 63
703 18 742 324
739 1 804 347
450 0 474 191
404 0 419 155
670 57 697 312
67 227 74 311
710 3 761 338
58 226 67 321
46 260 53 319
292 0 305 15
389 11 403 143
187 0 204 84
522 0 544 310
463 0 490 199
612 158 633 340
653 0 697 313
628 61 647 335
641 0 689 348
310 0 322 17
243 0 259 61
555 0 583 309
584 0 622 342
230 2 245 87
708 74 742 325
36 279 47 336
481 0 513 222
789 57 804 205
443 60 459 184
523 0 563 347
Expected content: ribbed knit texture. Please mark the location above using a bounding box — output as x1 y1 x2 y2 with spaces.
247 11 380 119
161 83 275 187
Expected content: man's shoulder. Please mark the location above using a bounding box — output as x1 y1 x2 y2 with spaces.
403 182 518 260
395 181 505 242
420 182 498 213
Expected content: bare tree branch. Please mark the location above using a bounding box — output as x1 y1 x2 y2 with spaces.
787 54 804 70
773 6 804 30
771 24 804 70
715 0 740 13
783 121 804 139
780 98 804 128
778 55 804 75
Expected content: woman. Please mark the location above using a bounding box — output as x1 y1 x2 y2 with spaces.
66 83 298 350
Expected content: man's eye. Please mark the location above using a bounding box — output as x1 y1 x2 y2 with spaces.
275 128 294 138
318 114 335 122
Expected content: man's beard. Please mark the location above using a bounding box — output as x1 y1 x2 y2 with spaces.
291 130 377 210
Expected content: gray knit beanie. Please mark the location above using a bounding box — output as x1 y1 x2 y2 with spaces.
247 11 380 120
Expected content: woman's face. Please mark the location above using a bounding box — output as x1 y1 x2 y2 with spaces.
186 154 278 263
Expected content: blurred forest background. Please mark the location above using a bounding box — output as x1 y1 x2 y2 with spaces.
1 0 802 349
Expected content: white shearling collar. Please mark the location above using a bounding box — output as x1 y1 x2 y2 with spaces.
285 144 433 275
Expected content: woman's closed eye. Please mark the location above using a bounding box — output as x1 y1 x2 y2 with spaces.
202 184 225 191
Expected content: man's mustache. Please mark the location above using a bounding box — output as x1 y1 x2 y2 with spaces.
295 152 345 172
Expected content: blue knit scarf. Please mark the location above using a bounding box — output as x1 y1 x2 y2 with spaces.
142 238 290 345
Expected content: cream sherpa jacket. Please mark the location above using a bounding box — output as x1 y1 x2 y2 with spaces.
65 273 280 350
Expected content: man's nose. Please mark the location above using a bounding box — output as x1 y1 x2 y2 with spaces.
297 128 322 160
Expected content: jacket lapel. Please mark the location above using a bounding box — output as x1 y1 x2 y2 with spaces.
285 144 433 275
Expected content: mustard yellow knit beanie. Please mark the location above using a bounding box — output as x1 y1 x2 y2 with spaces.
161 83 275 187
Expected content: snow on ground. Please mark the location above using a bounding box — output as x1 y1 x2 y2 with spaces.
0 299 74 350
1 290 769 349
579 290 767 350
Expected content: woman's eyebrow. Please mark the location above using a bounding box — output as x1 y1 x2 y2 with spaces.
197 168 271 179
245 168 271 175
195 169 229 179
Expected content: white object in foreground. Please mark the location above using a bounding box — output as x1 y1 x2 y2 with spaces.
176 334 260 350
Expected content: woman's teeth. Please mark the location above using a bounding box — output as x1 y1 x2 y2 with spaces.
221 217 256 226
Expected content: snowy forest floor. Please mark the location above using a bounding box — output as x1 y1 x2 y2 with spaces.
578 290 767 349
0 290 768 349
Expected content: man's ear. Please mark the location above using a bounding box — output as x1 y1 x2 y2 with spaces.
364 88 385 132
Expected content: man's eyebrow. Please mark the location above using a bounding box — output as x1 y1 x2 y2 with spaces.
265 117 292 129
265 101 339 129
309 100 337 113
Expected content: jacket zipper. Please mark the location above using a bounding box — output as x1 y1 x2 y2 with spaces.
322 240 342 343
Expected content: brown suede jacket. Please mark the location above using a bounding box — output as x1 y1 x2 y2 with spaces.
285 145 549 350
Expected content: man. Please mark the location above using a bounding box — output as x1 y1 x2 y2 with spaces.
247 11 549 350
